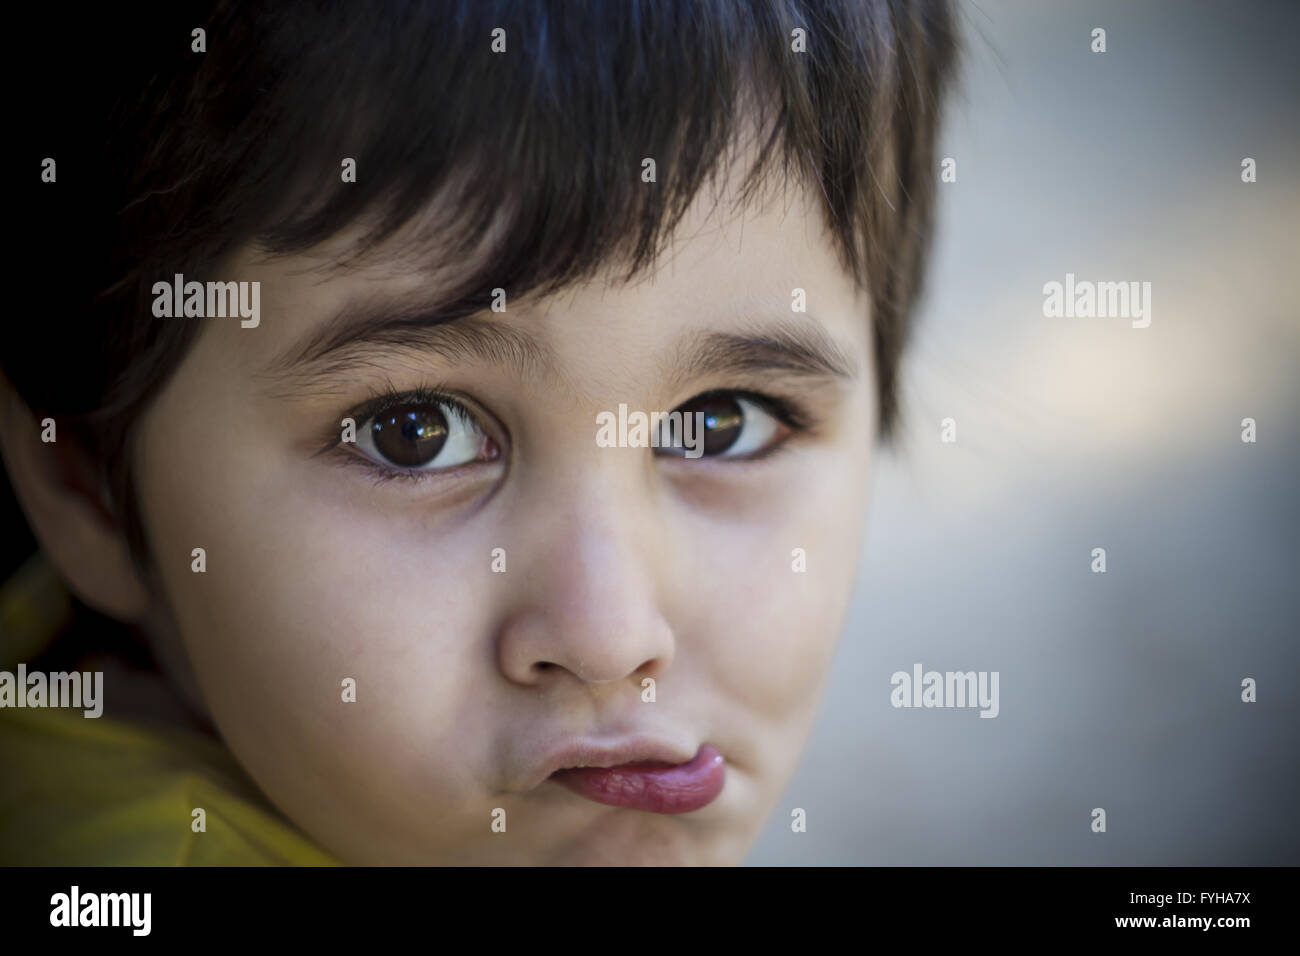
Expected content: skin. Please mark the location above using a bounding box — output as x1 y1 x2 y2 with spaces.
2 159 876 865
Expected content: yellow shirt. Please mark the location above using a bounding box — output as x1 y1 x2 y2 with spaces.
0 553 340 865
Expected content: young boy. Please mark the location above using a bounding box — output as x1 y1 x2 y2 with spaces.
0 0 956 864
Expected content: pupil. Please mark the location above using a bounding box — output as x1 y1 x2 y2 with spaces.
682 395 743 456
372 404 449 466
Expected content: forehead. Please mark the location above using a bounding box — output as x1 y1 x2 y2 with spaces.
218 158 871 391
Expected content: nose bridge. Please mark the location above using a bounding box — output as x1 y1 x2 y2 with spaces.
540 457 660 646
495 450 675 686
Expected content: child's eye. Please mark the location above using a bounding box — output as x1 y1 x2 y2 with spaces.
353 399 498 472
655 392 793 460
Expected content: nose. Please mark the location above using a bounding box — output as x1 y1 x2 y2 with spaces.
495 475 676 691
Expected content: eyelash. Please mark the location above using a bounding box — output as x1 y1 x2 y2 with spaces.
689 389 811 436
319 384 815 484
318 383 488 485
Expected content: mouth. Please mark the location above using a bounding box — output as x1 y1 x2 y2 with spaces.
528 741 726 814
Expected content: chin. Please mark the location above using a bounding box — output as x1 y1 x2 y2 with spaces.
540 814 728 866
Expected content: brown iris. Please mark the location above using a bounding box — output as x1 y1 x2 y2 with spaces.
676 394 744 456
371 404 449 467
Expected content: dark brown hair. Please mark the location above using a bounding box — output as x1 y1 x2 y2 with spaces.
6 0 959 578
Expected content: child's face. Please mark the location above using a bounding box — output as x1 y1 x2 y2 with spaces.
129 168 876 864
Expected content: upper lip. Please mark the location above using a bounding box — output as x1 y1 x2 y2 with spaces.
515 736 697 793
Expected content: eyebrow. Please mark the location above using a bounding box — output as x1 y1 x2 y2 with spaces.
258 292 551 386
667 322 859 385
257 291 859 398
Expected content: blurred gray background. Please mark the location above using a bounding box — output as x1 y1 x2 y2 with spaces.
748 0 1300 865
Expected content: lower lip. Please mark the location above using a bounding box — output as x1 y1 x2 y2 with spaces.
549 744 726 814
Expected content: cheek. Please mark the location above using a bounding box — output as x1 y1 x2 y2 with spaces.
681 433 872 727
132 394 497 830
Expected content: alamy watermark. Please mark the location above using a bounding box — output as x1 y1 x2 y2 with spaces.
50 886 150 936
596 404 707 459
0 664 103 718
152 273 260 328
1043 272 1151 328
890 663 999 718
